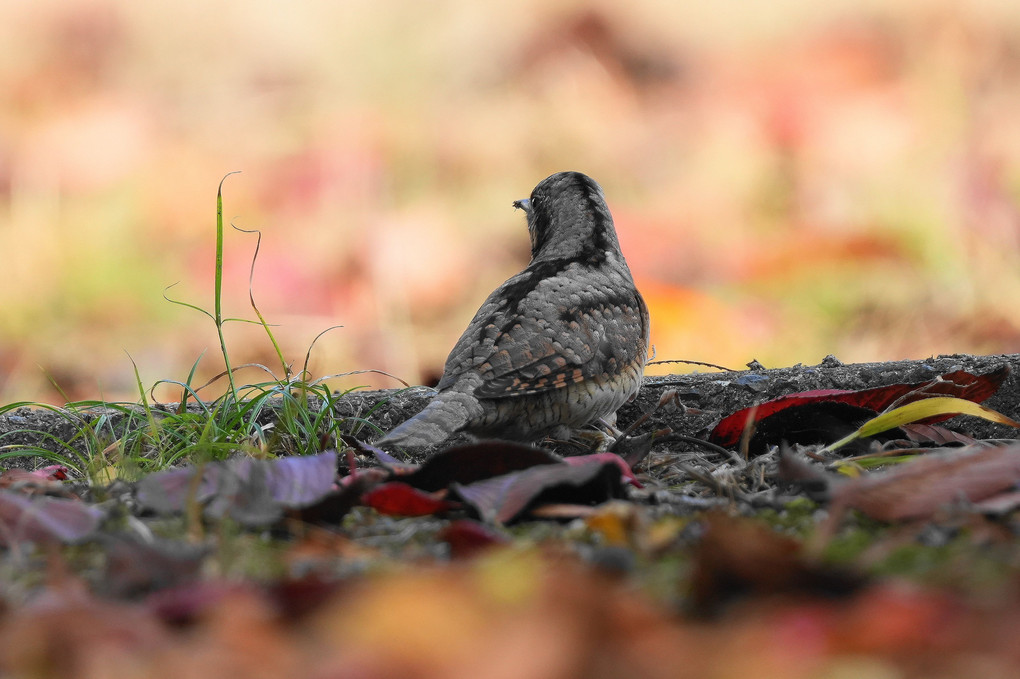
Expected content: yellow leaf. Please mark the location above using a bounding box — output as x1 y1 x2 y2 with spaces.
584 501 641 547
821 397 1020 454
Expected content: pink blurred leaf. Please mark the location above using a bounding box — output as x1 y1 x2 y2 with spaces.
563 453 642 488
0 491 104 545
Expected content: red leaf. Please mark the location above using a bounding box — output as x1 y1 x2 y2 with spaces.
35 465 70 481
709 367 1008 449
267 575 344 621
361 482 458 517
438 519 508 558
294 469 389 525
0 468 73 496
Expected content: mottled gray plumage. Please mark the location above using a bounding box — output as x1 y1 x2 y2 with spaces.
377 171 650 450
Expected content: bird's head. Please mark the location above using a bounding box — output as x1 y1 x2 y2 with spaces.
513 171 620 263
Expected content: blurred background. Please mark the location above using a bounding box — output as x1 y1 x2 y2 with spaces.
2 0 1020 405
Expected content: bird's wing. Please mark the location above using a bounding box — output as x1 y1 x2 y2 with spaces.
438 269 648 399
474 298 648 398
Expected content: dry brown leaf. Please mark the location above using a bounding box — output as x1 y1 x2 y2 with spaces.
828 444 1020 523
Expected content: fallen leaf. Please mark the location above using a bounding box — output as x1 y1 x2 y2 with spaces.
251 451 339 508
0 491 104 546
295 469 389 526
902 423 977 446
972 490 1020 516
747 402 889 454
136 451 338 526
709 367 1009 451
438 519 509 558
451 458 626 524
361 482 458 517
528 503 600 519
821 397 1020 454
398 441 561 492
828 444 1020 522
34 465 70 481
284 529 379 574
206 461 280 525
564 453 643 488
135 464 224 513
0 467 75 497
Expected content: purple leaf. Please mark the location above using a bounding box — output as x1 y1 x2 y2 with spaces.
136 466 220 513
135 451 338 526
452 459 626 524
0 491 104 545
263 451 338 507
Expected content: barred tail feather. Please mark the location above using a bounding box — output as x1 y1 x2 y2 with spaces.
376 392 479 450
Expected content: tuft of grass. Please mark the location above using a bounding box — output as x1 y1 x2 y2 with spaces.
0 174 407 481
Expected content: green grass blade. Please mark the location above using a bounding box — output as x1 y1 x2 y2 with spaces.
162 282 215 321
215 171 241 402
232 222 289 379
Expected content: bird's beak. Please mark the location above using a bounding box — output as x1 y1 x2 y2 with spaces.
512 198 531 214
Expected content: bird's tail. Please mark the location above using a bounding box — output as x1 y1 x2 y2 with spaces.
375 391 478 450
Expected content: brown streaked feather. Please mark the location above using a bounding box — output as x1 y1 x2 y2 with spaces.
473 296 648 399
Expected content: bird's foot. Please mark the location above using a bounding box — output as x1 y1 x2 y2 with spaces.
570 426 617 452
